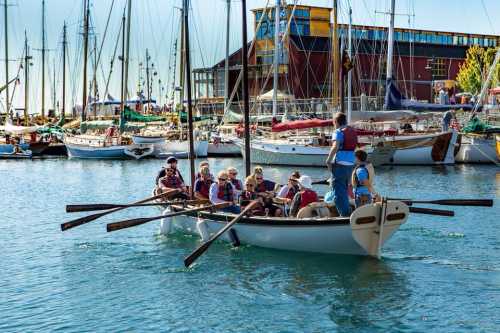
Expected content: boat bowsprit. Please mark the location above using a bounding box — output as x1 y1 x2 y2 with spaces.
158 200 409 258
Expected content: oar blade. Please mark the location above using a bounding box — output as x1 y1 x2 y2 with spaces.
106 217 156 232
433 199 493 207
409 206 454 217
184 241 212 268
66 204 120 213
61 211 109 231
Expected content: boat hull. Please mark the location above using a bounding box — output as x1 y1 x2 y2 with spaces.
131 135 166 144
455 135 497 163
207 141 241 156
160 201 409 257
242 140 330 166
155 140 208 158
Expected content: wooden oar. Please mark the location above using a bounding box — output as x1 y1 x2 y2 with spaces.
66 199 209 213
60 189 179 231
106 202 230 232
409 206 454 216
312 179 329 185
392 198 493 207
184 200 259 268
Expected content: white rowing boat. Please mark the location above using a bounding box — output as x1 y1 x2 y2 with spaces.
157 200 409 258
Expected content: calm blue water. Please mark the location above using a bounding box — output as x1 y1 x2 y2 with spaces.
0 158 499 332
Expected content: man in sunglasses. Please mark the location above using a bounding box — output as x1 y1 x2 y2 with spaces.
159 167 189 200
209 171 241 214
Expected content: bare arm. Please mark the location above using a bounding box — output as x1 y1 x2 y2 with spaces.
326 140 339 165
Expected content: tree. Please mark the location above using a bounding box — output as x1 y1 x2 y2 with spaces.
457 45 500 94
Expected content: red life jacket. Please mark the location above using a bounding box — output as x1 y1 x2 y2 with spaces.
230 179 242 191
286 186 298 200
299 189 318 208
339 126 358 151
161 175 182 189
217 183 234 201
196 179 212 198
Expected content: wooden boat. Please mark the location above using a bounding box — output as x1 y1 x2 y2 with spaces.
0 149 32 159
243 131 458 166
455 133 497 164
157 200 409 258
64 134 154 160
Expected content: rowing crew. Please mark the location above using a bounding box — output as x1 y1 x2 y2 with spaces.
154 153 376 217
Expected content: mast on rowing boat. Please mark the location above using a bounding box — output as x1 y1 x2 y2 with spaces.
61 22 67 124
81 0 90 122
331 0 339 115
223 0 231 111
241 0 251 176
347 5 352 123
272 0 280 117
182 0 196 196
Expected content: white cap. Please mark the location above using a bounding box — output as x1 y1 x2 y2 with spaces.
298 175 312 189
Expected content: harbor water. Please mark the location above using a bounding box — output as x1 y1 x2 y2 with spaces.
0 158 499 332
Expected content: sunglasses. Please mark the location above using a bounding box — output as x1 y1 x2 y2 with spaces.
245 183 254 187
255 177 263 180
167 169 174 172
218 178 227 181
229 172 237 175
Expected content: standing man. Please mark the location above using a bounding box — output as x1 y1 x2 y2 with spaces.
442 110 455 132
326 112 358 216
155 156 184 185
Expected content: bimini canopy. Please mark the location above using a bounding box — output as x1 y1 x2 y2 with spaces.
256 89 295 102
0 121 39 134
384 78 475 112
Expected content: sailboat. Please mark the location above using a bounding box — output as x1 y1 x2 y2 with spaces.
64 2 153 160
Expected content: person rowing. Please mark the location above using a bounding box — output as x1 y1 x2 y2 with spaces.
193 166 213 200
209 171 241 214
289 175 319 217
196 160 214 181
227 166 243 197
253 167 281 216
276 171 301 204
159 166 189 200
352 150 376 208
155 156 184 185
239 176 265 216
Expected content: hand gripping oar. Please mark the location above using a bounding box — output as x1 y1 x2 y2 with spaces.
389 198 493 207
106 202 230 232
60 189 179 231
408 206 454 217
66 199 209 213
184 200 259 268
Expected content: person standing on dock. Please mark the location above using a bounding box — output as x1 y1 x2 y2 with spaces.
326 112 358 216
442 110 455 132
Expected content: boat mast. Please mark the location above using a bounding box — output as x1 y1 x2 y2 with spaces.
124 0 131 100
81 0 90 122
3 0 9 118
24 31 31 125
61 22 67 123
41 0 46 119
92 34 98 117
224 0 231 111
182 0 196 196
331 0 339 113
347 5 352 123
386 0 395 81
272 0 280 117
52 58 56 113
179 8 185 112
241 0 251 176
119 13 125 134
146 48 150 113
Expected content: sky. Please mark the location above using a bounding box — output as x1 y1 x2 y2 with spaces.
1 0 499 114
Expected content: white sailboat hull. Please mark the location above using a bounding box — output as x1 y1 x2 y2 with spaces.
455 135 497 163
154 140 208 158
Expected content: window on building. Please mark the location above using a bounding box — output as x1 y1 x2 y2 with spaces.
290 20 310 36
403 31 409 42
294 8 310 18
432 58 447 79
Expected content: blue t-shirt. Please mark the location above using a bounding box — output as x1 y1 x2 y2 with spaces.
333 127 355 165
354 166 370 196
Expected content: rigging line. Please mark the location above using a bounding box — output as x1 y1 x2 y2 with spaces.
95 0 115 73
480 0 496 34
103 10 123 102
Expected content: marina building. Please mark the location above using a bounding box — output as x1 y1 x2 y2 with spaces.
193 4 499 114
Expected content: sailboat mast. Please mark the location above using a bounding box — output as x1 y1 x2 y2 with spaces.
24 31 30 125
4 1 9 117
41 0 46 119
347 5 352 123
179 8 185 111
331 0 339 111
241 0 251 176
52 59 56 112
124 0 131 100
146 48 150 112
272 0 280 116
224 0 231 110
386 0 395 80
82 0 90 121
93 34 98 116
62 22 67 122
119 13 125 134
182 0 196 196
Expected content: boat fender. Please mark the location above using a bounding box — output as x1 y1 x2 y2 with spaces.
196 218 210 242
159 207 172 235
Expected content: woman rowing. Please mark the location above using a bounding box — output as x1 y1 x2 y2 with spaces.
289 175 319 217
253 167 281 216
193 166 213 200
209 171 241 214
239 176 265 216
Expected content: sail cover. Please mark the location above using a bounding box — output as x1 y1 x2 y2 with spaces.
384 78 475 112
271 119 334 132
